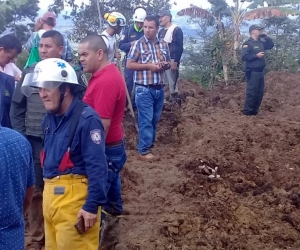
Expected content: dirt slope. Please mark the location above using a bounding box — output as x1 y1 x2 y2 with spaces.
119 71 300 250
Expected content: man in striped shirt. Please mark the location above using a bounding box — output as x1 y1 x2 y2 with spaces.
127 15 171 161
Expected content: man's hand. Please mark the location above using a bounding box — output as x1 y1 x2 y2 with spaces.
171 61 178 72
130 40 137 46
115 51 122 60
77 209 97 232
34 18 43 32
256 52 265 58
148 63 161 72
159 61 171 70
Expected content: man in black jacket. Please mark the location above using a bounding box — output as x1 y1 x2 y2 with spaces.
241 25 274 116
158 11 184 104
10 30 83 250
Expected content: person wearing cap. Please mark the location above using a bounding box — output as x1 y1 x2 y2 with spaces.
102 12 127 63
119 7 147 110
10 30 87 250
158 10 183 104
242 25 274 116
21 58 108 250
24 11 74 62
127 15 171 161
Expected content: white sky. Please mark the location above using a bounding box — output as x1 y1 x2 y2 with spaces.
39 0 236 11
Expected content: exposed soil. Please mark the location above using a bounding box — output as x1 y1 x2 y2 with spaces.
119 71 300 250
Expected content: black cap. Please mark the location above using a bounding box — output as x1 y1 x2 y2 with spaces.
249 24 264 33
157 11 172 18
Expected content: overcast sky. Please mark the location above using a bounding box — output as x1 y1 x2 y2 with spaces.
39 0 237 11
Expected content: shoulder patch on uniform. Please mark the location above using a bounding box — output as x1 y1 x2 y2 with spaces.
243 44 248 48
90 129 101 144
121 35 125 40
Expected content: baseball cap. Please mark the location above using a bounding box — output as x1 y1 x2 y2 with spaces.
41 11 56 26
157 11 172 18
249 24 264 33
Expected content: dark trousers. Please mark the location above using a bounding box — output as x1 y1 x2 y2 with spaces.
124 67 136 108
27 136 45 247
101 139 127 250
243 71 265 116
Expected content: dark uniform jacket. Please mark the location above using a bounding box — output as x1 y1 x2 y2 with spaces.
241 36 274 71
0 72 15 128
42 97 107 213
119 25 144 57
10 62 87 138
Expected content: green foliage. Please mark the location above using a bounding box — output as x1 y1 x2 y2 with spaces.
49 0 171 43
0 0 39 44
263 16 300 72
15 50 29 69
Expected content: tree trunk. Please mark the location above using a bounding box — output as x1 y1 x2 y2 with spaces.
95 0 102 32
209 54 217 89
216 17 229 84
233 23 240 62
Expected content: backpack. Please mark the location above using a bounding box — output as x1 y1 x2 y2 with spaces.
24 34 41 69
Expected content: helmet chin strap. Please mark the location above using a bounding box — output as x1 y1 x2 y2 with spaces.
50 84 66 115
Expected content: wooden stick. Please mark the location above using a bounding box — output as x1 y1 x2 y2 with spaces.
114 43 139 132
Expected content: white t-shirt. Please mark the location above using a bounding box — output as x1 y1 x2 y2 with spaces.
0 63 22 81
101 30 116 63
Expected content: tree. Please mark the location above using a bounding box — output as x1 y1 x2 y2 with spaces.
49 0 172 42
178 0 231 85
0 0 39 43
177 0 299 85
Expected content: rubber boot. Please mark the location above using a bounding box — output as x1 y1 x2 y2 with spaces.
171 93 181 106
100 214 121 250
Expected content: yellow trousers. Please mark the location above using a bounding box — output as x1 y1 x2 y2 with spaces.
43 174 101 250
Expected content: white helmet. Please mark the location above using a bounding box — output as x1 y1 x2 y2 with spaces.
133 8 147 22
104 12 126 27
21 58 86 97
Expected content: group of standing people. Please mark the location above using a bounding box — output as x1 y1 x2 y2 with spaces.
0 7 184 250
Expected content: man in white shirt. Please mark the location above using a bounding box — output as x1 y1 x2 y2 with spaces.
101 12 126 62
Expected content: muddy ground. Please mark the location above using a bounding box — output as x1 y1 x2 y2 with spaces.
119 71 300 250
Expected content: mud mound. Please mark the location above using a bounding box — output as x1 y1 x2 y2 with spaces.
120 72 300 249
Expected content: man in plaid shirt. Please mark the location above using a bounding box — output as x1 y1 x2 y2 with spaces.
25 11 74 62
127 15 171 161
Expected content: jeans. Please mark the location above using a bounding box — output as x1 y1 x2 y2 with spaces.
124 67 135 108
103 139 127 216
243 71 265 115
135 85 164 155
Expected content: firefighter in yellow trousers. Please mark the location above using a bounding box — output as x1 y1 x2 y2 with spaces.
21 58 108 249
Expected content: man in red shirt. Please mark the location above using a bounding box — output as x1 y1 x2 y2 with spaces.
78 34 127 249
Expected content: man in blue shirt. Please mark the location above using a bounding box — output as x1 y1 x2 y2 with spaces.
0 34 22 127
0 124 35 250
21 58 107 249
0 71 15 128
119 7 146 109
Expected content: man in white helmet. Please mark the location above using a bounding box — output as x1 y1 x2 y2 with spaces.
21 58 108 250
101 12 126 63
119 7 146 109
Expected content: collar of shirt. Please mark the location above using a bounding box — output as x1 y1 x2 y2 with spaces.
134 23 143 32
250 37 259 42
47 97 80 128
142 35 160 45
91 63 115 79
